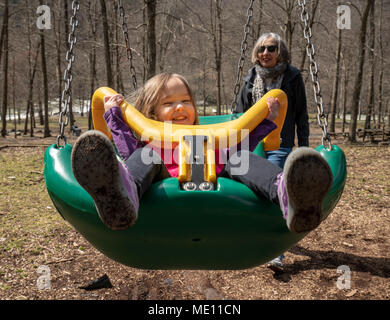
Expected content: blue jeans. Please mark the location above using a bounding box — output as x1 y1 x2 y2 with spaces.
265 147 293 169
265 147 292 265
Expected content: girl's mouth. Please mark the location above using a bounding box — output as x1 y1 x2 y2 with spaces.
173 115 187 121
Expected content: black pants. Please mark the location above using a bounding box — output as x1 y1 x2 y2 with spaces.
219 150 282 205
125 148 282 204
124 148 171 199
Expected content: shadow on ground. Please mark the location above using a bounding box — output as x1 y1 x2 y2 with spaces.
269 245 390 283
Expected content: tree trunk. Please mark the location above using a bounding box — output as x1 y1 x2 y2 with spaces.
330 28 342 133
24 44 40 136
53 2 62 114
387 100 390 129
341 53 348 134
1 0 9 138
12 56 16 138
158 5 176 73
252 0 263 46
284 0 295 60
38 89 44 126
348 0 374 142
142 6 147 82
377 0 384 129
30 99 34 137
115 7 123 92
23 103 30 135
88 0 97 130
0 0 6 72
364 1 375 135
211 0 223 115
40 0 51 137
145 0 157 79
99 0 113 87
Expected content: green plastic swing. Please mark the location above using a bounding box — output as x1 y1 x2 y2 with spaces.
44 0 347 270
44 109 346 270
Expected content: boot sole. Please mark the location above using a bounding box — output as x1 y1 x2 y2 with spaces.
284 147 333 233
71 130 137 230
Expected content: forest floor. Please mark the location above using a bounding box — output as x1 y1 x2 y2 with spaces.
0 121 389 301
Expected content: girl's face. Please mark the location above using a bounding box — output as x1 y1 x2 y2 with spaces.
257 37 278 68
155 77 196 125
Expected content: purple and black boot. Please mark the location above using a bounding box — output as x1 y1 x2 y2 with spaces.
276 147 333 233
71 130 139 230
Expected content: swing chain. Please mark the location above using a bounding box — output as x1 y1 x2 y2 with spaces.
230 0 255 114
298 0 332 150
117 0 138 91
57 0 80 147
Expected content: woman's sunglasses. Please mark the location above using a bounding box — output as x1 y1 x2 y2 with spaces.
259 45 278 53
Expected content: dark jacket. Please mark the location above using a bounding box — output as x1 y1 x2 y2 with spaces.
235 64 309 148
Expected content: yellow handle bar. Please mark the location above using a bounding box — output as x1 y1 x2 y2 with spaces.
92 87 287 183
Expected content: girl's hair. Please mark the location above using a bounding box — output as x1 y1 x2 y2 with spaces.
131 73 199 124
251 32 290 64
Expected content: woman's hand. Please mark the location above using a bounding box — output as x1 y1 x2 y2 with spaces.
266 97 281 122
104 94 124 112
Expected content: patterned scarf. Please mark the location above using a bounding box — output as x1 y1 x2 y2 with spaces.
252 62 288 105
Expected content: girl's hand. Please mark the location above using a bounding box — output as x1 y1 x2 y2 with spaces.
104 94 124 112
266 97 281 122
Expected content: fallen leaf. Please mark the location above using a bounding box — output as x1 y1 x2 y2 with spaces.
345 289 358 297
342 242 354 248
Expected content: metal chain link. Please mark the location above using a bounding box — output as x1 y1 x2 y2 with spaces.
298 0 332 149
230 0 255 114
117 0 138 91
57 0 80 147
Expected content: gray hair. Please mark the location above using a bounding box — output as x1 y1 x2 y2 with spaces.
251 33 290 64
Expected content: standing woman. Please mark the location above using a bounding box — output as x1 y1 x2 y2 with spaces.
235 33 310 268
236 32 310 169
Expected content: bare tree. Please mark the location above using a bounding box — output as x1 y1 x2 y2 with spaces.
24 44 40 136
100 0 114 87
211 0 223 115
11 55 16 137
157 0 178 72
252 0 264 46
273 0 297 62
39 0 50 137
377 0 384 129
36 83 44 126
88 0 98 130
329 27 342 133
348 0 375 143
1 0 9 138
341 50 349 134
53 0 63 114
145 0 157 79
114 2 124 93
364 0 375 134
0 1 6 70
23 0 39 136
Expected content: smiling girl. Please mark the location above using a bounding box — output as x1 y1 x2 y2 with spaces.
71 73 332 235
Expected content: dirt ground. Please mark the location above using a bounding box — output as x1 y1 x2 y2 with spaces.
0 125 389 301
